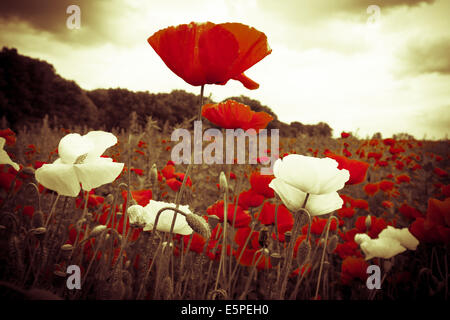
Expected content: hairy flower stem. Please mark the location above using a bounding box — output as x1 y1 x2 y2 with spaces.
44 193 60 227
238 253 264 300
69 191 89 260
314 215 338 299
278 194 310 299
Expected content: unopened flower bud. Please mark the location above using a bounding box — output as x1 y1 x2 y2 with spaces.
60 244 73 259
365 215 372 231
90 225 107 238
105 194 114 205
186 214 211 239
327 235 339 254
208 215 220 230
127 204 146 227
150 163 158 185
296 240 311 266
219 171 228 192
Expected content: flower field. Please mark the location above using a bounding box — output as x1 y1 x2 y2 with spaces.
0 116 448 300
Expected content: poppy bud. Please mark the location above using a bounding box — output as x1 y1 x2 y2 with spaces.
258 227 269 248
30 227 46 241
105 193 114 205
208 215 220 230
365 215 372 231
327 235 339 254
90 225 107 238
296 240 311 266
219 171 228 192
260 248 270 256
270 252 282 267
284 231 292 243
186 214 211 239
150 163 158 186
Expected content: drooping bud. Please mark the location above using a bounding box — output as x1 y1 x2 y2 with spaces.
219 171 228 192
208 215 221 230
296 240 311 266
186 214 211 239
105 193 114 205
89 225 107 238
20 166 36 176
327 235 339 254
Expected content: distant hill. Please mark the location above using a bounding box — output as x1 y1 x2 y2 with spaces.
0 47 332 137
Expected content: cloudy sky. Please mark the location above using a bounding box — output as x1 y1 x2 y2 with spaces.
1 0 449 139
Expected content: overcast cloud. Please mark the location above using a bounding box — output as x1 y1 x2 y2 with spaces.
0 0 449 139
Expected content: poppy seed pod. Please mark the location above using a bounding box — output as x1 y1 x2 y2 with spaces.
30 227 46 241
186 214 211 239
60 244 73 260
296 240 311 266
258 227 269 248
270 252 282 267
284 231 292 243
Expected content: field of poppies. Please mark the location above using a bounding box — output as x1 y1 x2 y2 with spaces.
0 21 449 301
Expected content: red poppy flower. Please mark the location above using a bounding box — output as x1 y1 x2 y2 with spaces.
396 174 410 184
257 202 294 240
131 168 144 176
367 152 382 161
237 189 265 210
162 164 175 179
434 167 448 178
383 138 396 146
382 200 394 208
337 207 355 218
250 171 274 198
121 189 152 207
341 132 350 138
148 22 271 89
353 199 369 210
206 200 251 228
379 180 395 192
335 240 362 259
302 217 337 236
202 100 273 132
234 227 260 249
325 151 369 185
343 149 352 157
355 216 387 238
398 203 422 220
341 257 369 285
0 128 16 146
234 246 272 270
182 233 207 254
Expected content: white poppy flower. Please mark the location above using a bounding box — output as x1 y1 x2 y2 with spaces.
142 200 193 235
35 131 124 197
127 204 147 226
269 178 343 215
378 226 419 251
272 154 350 195
355 226 419 260
359 237 406 260
0 137 20 171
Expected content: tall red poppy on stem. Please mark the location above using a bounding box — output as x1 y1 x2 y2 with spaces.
148 22 271 89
